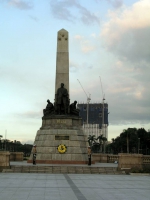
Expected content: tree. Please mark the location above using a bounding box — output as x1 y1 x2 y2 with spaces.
96 134 107 153
108 128 150 155
88 135 96 147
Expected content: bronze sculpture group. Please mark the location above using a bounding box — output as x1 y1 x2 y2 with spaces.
43 83 79 116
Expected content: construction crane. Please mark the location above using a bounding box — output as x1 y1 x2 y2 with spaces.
77 79 91 127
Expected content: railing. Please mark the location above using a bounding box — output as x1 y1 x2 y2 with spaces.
107 155 118 163
143 156 150 164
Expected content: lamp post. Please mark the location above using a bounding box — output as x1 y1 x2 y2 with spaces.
127 132 129 153
138 138 140 154
86 95 91 135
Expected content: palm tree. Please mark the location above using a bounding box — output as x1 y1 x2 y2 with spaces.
96 134 107 152
88 135 96 147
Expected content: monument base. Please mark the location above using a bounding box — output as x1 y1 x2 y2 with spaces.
28 116 89 164
27 160 88 164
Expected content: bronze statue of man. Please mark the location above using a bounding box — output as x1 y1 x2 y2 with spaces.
70 100 80 116
43 99 54 116
56 83 68 114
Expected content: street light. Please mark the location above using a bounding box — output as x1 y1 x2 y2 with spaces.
87 95 91 135
127 132 129 153
138 138 140 154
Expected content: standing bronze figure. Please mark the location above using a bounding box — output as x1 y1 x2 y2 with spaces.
56 83 69 115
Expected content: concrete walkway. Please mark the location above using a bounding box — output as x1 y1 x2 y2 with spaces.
0 173 149 200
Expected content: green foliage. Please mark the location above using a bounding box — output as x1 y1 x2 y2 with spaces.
88 135 96 147
0 139 32 156
131 168 150 173
107 128 150 155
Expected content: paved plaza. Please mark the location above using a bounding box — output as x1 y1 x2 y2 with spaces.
0 173 149 200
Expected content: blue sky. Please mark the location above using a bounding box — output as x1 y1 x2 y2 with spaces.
0 0 150 143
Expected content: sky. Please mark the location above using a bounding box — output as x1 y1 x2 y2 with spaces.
0 0 150 144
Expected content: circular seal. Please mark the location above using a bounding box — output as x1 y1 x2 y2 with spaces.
57 144 67 154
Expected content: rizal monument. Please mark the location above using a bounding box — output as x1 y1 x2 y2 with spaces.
28 29 88 164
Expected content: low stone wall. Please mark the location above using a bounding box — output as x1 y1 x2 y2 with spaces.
92 153 150 171
10 152 24 161
92 154 107 163
0 151 10 171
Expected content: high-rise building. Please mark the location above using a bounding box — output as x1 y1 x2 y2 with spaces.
78 103 109 139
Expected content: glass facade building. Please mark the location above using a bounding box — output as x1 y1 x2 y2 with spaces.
78 103 109 138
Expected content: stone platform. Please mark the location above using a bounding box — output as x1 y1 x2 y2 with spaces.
28 116 89 164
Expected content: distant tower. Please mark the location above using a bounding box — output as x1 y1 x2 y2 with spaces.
55 29 69 94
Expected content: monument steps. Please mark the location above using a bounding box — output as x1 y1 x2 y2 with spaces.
2 165 126 174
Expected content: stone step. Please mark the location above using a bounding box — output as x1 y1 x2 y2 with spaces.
2 165 125 174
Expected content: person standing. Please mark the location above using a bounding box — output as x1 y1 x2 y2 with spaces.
33 144 37 165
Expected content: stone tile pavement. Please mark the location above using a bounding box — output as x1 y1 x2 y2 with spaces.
0 173 149 200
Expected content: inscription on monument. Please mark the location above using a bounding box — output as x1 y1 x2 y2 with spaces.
55 136 69 140
56 119 66 124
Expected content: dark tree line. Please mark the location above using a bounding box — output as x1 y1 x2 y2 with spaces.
107 128 150 155
0 139 32 157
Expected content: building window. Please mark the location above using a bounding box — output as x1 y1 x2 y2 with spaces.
83 106 86 111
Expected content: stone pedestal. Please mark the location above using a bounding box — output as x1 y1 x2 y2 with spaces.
0 151 10 171
118 153 143 170
28 116 88 164
10 152 24 161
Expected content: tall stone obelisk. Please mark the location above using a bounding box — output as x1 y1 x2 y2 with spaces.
55 29 69 93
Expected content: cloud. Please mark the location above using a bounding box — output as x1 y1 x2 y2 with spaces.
81 44 95 53
29 15 39 22
74 35 83 40
50 0 75 22
69 60 79 72
15 111 42 119
75 2 100 25
108 0 123 8
104 58 150 124
95 0 123 8
74 34 96 53
101 0 150 63
69 60 93 72
50 0 100 25
7 0 33 10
